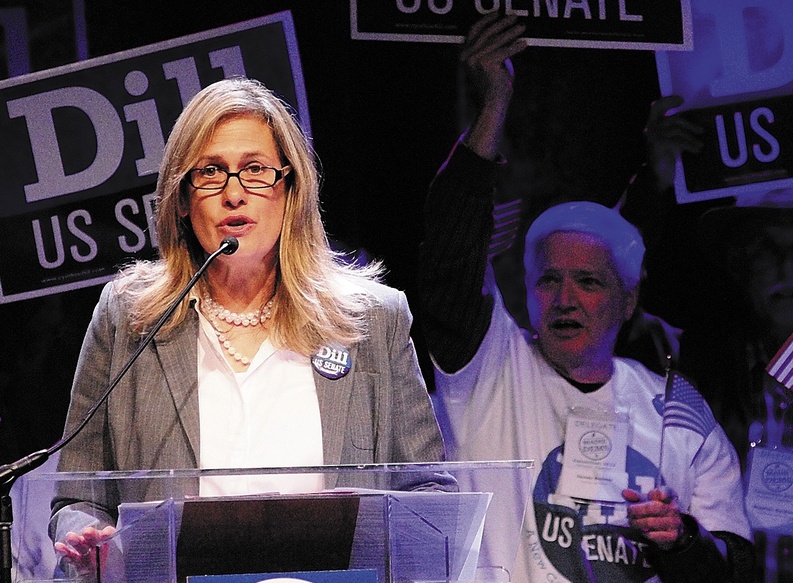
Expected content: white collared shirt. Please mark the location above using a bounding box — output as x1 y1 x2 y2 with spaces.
195 303 324 496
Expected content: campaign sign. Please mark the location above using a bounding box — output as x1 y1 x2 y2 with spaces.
351 0 693 51
0 11 308 303
655 0 793 204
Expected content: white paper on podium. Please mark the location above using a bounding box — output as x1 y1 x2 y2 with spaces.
337 488 491 583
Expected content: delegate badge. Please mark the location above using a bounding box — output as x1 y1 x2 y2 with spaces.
557 410 630 502
746 446 793 534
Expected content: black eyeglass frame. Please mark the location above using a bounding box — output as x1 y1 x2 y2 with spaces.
184 164 292 191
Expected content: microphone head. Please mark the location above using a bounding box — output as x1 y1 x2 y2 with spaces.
220 237 239 255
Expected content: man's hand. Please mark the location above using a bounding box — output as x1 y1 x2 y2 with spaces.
644 95 704 190
623 487 686 551
461 13 528 160
461 13 527 108
54 525 117 578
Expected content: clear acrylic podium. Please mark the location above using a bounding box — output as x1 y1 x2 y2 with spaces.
12 461 533 583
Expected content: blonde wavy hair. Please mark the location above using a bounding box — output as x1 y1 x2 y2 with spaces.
119 77 381 355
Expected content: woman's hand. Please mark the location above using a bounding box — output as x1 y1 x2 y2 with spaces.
54 525 117 578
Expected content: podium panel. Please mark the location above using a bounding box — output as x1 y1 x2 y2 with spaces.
12 462 533 583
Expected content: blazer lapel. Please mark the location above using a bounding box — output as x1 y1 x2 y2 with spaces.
152 311 201 465
315 344 358 468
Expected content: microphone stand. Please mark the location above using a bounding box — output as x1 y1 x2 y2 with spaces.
0 237 238 583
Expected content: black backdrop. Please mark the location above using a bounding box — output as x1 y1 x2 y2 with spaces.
0 1 664 464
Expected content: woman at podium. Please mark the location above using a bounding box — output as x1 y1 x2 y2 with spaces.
49 77 448 575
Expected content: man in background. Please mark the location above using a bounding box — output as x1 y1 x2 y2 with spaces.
419 14 754 582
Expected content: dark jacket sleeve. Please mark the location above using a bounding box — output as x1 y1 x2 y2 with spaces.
647 514 756 583
417 140 501 374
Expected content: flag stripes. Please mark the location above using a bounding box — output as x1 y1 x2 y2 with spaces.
768 333 793 391
663 372 716 438
488 199 522 260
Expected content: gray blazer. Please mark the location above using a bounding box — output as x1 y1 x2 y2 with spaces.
52 277 447 537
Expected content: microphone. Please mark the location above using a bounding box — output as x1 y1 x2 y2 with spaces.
0 237 238 582
219 236 239 255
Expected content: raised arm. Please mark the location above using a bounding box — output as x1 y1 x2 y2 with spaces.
418 14 528 374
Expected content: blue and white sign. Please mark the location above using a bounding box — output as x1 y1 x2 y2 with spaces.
655 0 793 203
0 11 308 303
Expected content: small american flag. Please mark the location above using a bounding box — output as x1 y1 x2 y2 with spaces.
663 371 716 439
767 333 793 391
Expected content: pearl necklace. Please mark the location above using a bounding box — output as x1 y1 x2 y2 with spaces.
202 295 274 366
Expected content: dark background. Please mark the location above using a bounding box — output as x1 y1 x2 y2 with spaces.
0 1 665 464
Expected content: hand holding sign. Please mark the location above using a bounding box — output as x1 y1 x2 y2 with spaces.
460 13 526 110
644 95 704 191
461 13 528 161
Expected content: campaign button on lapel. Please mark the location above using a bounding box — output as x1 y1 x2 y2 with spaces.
311 345 352 380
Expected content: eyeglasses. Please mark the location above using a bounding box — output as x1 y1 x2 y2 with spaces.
185 164 291 191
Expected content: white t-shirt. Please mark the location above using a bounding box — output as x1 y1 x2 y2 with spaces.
196 309 324 496
432 287 751 583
